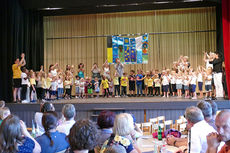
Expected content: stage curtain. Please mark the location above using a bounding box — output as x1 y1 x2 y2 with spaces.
0 0 44 102
44 7 216 76
222 0 230 99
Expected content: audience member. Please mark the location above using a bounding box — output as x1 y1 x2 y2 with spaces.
0 115 41 153
207 110 230 153
35 102 55 136
35 111 69 153
0 107 11 125
0 100 5 108
67 119 99 153
103 145 126 153
57 104 76 135
100 113 141 153
185 106 216 153
95 111 115 153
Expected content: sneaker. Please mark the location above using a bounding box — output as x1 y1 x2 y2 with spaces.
192 97 197 100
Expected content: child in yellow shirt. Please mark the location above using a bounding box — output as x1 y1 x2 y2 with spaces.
147 74 153 96
121 72 128 97
101 75 109 97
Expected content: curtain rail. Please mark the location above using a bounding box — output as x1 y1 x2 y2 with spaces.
46 29 216 40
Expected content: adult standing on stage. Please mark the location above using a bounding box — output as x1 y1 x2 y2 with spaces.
209 52 224 98
114 58 124 90
12 53 26 102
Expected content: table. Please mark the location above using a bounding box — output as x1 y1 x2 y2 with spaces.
137 135 181 153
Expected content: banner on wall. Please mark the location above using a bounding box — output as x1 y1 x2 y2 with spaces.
107 34 149 64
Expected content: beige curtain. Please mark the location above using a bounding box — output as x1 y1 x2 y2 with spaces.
44 7 216 76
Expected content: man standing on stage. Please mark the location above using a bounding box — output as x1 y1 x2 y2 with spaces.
209 52 224 99
12 53 26 102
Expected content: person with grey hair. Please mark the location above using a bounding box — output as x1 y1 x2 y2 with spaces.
57 104 76 135
184 106 216 153
104 145 126 153
197 101 216 130
207 110 230 153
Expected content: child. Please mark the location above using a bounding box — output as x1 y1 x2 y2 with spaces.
50 77 58 100
147 74 153 96
197 66 204 99
87 77 93 98
57 75 64 99
75 75 80 98
128 70 136 97
171 70 177 97
30 71 37 102
109 78 114 97
176 72 183 97
154 74 161 96
94 77 100 98
113 72 120 97
41 72 47 101
46 73 52 100
84 77 89 98
121 73 128 97
79 78 85 98
205 68 212 99
78 63 85 78
64 76 72 99
161 70 169 98
136 69 143 97
21 67 29 103
144 71 150 96
190 71 197 99
101 75 109 98
183 72 190 98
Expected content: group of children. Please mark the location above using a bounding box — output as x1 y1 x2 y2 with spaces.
18 53 219 102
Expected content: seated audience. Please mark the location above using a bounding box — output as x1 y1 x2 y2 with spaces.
104 145 126 153
100 113 141 153
0 100 5 108
35 102 55 136
67 119 99 153
0 107 11 125
0 115 41 153
35 111 69 153
95 111 115 153
207 110 230 153
57 104 76 135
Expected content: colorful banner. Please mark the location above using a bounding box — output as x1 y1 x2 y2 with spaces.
112 36 119 63
118 37 124 63
108 34 149 64
124 38 130 63
142 34 149 64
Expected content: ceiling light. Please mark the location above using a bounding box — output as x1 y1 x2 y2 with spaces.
40 8 62 10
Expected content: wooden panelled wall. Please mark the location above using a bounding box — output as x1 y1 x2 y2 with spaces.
44 7 216 76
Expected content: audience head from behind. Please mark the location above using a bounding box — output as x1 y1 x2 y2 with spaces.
184 106 204 130
97 110 115 129
0 107 11 124
0 100 5 108
62 104 76 121
68 119 99 153
113 113 134 136
40 102 55 113
103 145 126 153
206 100 218 119
0 115 23 153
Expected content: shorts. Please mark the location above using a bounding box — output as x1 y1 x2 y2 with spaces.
13 78 21 88
79 88 85 94
84 86 88 94
171 84 176 92
88 88 93 94
191 84 196 93
176 84 182 90
184 85 189 90
75 87 80 94
162 85 169 92
51 90 57 95
95 87 100 93
198 82 203 91
129 82 136 91
205 85 212 91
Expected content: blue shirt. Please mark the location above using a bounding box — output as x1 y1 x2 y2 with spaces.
136 74 143 85
18 137 35 153
35 131 69 153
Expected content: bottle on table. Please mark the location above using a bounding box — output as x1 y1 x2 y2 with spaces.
158 125 162 141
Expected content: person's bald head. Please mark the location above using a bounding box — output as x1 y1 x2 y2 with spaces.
215 110 230 142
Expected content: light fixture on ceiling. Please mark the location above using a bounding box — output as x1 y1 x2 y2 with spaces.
183 0 202 2
39 8 63 10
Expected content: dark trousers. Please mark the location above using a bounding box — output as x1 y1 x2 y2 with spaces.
21 85 27 100
114 85 120 96
104 88 109 97
148 87 153 96
36 87 43 100
65 89 71 96
155 87 160 96
121 86 127 96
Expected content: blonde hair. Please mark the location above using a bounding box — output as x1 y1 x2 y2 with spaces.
113 113 134 136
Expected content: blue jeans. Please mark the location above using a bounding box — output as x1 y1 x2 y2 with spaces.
136 83 142 96
57 88 64 99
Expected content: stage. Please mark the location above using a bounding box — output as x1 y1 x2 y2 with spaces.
6 97 230 127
